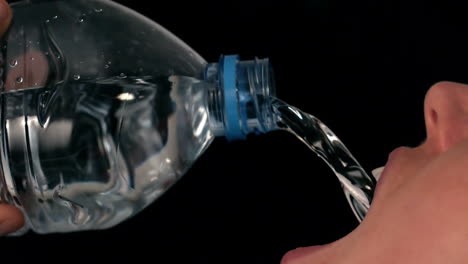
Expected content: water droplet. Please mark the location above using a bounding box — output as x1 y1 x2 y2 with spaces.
73 75 81 80
118 73 127 79
34 82 38 86
57 55 61 59
108 61 112 65
94 8 103 13
9 60 17 67
117 92 135 101
78 14 86 23
104 64 109 69
20 179 27 188
38 93 47 108
16 77 23 83
45 19 50 23
44 52 49 55
30 57 35 61
53 15 58 19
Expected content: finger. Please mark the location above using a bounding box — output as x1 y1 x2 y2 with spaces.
0 0 11 36
0 0 22 237
5 50 49 91
0 204 25 236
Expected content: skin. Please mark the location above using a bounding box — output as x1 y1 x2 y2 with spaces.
282 81 468 263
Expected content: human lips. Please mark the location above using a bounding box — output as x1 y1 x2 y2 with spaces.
387 147 407 164
372 166 385 181
281 245 327 264
372 147 408 194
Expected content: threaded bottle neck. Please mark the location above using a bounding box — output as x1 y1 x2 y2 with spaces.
205 83 225 137
204 55 277 141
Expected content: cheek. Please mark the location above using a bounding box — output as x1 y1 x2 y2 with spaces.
413 140 468 204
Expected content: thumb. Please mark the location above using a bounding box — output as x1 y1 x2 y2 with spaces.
0 0 21 237
0 204 25 236
0 0 11 36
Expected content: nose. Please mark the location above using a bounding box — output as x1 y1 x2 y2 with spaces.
424 81 468 153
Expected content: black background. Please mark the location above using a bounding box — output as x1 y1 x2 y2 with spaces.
3 0 468 263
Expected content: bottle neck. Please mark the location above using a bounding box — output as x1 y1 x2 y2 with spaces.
204 55 277 141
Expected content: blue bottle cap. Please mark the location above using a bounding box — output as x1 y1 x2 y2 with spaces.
221 55 245 141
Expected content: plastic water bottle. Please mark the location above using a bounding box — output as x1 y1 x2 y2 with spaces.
0 0 277 234
2 0 378 235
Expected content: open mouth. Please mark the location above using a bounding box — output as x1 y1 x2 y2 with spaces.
372 166 385 181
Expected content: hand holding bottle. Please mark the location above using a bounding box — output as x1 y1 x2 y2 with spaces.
0 0 25 236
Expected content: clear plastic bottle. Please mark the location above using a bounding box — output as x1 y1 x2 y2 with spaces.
0 0 276 233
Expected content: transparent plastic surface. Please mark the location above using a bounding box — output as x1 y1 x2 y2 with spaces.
0 0 377 235
0 0 211 233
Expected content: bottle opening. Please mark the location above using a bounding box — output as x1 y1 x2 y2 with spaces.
204 55 277 141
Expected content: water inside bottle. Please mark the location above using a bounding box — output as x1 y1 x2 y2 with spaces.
2 75 213 233
1 73 375 233
270 99 376 221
